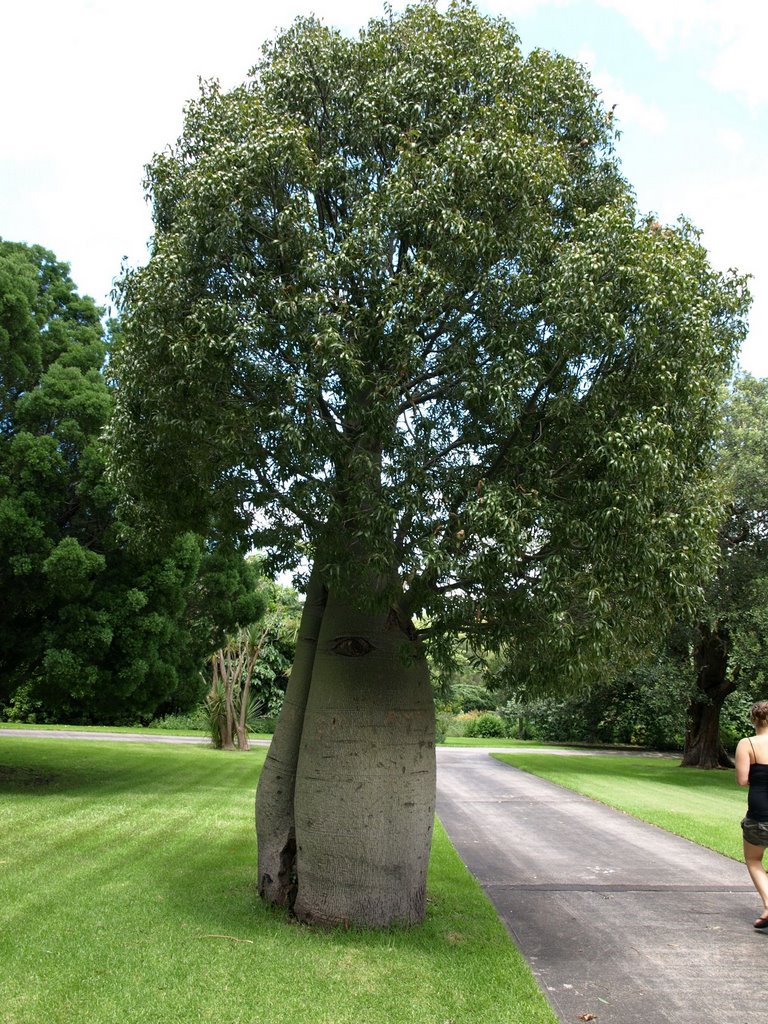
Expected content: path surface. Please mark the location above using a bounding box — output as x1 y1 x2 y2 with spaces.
3 729 762 1022
436 747 763 1024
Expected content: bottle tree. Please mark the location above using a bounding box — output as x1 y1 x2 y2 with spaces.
107 2 749 926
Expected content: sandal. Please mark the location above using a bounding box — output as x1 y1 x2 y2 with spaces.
753 913 768 929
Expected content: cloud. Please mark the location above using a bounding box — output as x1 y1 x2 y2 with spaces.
596 0 768 108
717 128 747 155
478 1 768 110
584 66 669 137
707 29 768 109
594 0 712 50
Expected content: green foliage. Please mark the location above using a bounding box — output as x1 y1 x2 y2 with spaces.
677 374 768 762
434 711 450 743
452 684 497 713
202 672 268 748
149 709 208 731
201 574 301 749
108 2 749 691
0 239 271 724
720 689 763 752
247 579 301 717
203 679 229 748
2 682 42 723
429 641 491 708
500 654 691 749
463 712 508 738
249 715 278 735
710 376 768 684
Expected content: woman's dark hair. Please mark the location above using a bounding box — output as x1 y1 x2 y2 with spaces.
751 701 768 727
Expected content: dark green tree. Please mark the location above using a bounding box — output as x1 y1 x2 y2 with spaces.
0 238 109 713
0 239 263 723
107 3 749 926
681 374 768 768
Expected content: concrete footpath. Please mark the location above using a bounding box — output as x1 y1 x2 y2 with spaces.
436 747 764 1024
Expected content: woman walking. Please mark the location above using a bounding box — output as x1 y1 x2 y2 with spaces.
735 700 768 928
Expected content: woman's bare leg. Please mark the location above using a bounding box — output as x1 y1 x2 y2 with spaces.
743 839 768 923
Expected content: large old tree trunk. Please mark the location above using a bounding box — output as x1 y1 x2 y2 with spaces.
680 621 736 769
256 584 436 928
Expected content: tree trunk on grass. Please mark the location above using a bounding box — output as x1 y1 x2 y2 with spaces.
234 721 250 752
256 571 327 908
680 621 736 769
256 584 436 928
223 662 237 751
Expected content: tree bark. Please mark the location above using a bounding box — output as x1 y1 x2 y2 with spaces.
255 570 327 908
680 621 736 769
292 593 436 928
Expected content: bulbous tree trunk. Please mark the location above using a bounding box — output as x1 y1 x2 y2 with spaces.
256 571 327 908
292 593 435 927
256 583 436 928
681 621 736 769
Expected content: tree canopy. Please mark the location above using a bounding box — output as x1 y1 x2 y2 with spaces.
682 373 768 766
715 375 768 686
109 2 748 684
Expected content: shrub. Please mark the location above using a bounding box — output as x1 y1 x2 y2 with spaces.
452 684 497 713
150 710 208 731
1 682 46 724
464 712 508 738
721 690 762 752
435 712 450 744
249 716 277 734
441 714 469 737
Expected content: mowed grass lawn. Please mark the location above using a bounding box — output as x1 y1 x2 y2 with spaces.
0 739 555 1024
494 752 747 861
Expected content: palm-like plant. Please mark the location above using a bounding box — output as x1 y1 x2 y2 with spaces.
204 622 271 750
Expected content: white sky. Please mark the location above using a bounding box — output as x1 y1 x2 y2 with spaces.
1 0 765 375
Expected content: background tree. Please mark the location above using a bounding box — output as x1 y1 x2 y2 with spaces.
681 374 768 768
0 239 263 724
206 621 268 751
107 3 749 927
0 238 107 711
204 572 301 749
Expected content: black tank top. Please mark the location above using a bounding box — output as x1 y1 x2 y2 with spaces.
748 739 768 821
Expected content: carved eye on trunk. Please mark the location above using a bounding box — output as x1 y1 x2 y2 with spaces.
332 636 374 657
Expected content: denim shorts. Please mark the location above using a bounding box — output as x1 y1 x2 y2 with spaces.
741 817 768 847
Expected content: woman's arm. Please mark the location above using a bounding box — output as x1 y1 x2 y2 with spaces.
735 738 753 787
